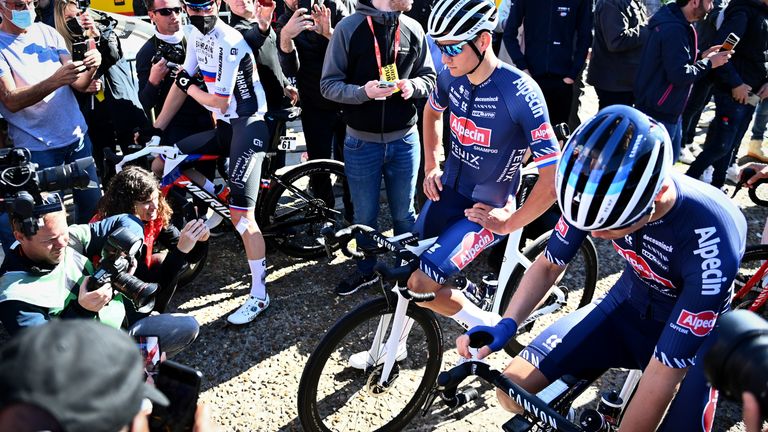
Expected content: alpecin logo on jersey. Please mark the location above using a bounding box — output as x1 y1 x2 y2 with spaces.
451 228 494 270
450 113 492 147
530 123 555 141
676 309 717 337
555 216 569 238
613 243 675 288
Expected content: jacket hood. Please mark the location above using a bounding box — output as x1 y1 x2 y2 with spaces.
356 0 401 24
649 3 687 27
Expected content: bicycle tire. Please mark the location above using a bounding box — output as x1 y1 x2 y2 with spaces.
260 159 348 259
733 244 768 318
297 295 443 432
500 230 599 356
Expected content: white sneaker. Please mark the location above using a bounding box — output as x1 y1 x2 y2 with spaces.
227 294 270 325
726 163 741 184
679 146 696 164
699 166 714 184
348 344 407 370
690 143 703 157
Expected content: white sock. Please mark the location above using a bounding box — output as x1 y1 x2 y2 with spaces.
202 179 215 194
249 258 266 299
450 290 501 329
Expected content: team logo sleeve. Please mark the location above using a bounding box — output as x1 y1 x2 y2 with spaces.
543 216 589 267
213 43 242 98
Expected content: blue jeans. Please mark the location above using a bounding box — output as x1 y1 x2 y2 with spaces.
0 135 102 252
686 89 756 187
659 118 683 163
751 98 768 141
344 132 420 274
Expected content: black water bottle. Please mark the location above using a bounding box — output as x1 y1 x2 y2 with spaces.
595 390 623 427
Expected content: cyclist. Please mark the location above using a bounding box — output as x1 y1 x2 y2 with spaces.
409 0 560 331
458 105 747 432
150 0 271 325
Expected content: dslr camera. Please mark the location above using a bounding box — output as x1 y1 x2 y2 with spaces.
704 310 768 419
90 226 158 313
152 42 185 70
0 148 93 236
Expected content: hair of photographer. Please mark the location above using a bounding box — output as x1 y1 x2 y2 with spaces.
0 320 169 432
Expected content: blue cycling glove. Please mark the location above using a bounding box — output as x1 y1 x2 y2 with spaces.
465 317 518 352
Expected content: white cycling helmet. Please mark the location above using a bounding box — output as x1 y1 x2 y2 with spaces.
555 105 673 231
427 0 498 42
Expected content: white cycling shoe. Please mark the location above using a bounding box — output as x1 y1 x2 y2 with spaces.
227 294 270 325
348 345 408 370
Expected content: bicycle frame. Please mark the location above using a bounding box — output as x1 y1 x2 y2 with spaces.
734 259 768 313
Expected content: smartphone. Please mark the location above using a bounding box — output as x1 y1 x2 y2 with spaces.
298 0 314 11
721 32 740 52
183 203 199 222
377 80 395 88
71 40 88 62
135 335 161 382
149 361 202 432
747 92 761 106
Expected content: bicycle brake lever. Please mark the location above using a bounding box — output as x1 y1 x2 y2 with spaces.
732 167 757 199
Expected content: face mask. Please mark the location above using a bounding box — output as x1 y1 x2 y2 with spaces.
188 15 216 35
65 16 84 35
10 8 35 29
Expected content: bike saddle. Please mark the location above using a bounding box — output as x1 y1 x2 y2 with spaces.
265 107 302 123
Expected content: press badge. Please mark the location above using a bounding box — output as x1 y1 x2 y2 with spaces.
381 63 400 93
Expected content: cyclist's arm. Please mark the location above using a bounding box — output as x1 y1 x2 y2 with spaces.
501 253 565 324
154 84 188 130
423 103 444 173
188 83 229 112
619 360 687 432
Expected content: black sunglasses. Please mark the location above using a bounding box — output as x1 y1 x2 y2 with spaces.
151 6 182 15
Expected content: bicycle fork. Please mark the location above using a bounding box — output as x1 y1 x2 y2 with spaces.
373 287 415 387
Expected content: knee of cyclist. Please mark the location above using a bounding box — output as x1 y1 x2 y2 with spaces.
151 157 165 177
496 388 524 414
230 211 260 235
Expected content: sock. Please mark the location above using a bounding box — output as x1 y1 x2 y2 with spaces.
450 290 501 329
249 258 266 299
202 179 215 194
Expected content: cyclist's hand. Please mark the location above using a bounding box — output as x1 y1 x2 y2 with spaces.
177 219 209 253
465 202 513 234
742 162 768 187
136 126 164 145
743 392 767 432
457 318 518 359
423 166 443 201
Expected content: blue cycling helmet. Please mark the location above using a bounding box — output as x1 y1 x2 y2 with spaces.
555 105 673 231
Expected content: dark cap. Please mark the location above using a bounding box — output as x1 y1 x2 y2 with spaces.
0 320 169 432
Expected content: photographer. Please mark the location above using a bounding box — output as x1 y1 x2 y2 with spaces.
54 0 150 182
0 195 199 357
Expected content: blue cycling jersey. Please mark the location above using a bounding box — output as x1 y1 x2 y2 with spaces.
428 63 560 208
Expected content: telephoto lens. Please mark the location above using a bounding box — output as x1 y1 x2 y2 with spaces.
36 157 94 191
703 310 768 417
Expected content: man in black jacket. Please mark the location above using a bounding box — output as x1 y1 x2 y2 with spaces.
320 0 435 296
502 0 593 127
135 0 213 146
686 0 768 187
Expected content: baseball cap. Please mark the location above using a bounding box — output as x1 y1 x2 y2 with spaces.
0 320 169 432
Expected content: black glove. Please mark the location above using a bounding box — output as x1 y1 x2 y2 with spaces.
135 126 164 146
175 69 204 93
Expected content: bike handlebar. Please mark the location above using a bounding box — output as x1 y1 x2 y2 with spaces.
436 332 584 432
732 167 768 207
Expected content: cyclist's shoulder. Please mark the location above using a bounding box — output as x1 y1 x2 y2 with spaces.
211 21 250 51
491 63 546 119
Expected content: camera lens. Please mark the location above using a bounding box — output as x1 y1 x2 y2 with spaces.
35 157 94 192
112 272 158 313
703 310 768 415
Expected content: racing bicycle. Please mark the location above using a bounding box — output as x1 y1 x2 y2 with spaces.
296 167 599 431
106 107 349 261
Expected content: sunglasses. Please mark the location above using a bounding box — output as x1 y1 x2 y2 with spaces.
436 39 472 57
152 6 182 15
6 0 36 10
184 1 213 10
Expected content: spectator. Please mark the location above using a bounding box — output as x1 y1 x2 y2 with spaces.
502 0 593 127
94 166 210 313
587 0 649 109
0 197 199 357
747 98 768 161
0 0 103 252
0 320 172 432
135 0 214 147
320 0 436 295
685 0 768 188
634 0 732 161
54 0 151 182
277 0 348 201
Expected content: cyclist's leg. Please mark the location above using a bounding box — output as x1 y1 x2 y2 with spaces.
150 128 219 180
227 116 270 324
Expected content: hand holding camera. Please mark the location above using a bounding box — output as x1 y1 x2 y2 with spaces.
79 276 114 312
149 57 171 86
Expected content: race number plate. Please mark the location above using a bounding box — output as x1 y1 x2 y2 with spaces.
279 136 298 151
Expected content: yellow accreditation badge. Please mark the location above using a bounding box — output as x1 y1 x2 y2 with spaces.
95 88 106 102
381 63 400 93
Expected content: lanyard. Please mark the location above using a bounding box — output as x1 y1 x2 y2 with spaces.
367 15 400 74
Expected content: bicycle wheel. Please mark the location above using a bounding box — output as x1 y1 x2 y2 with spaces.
260 160 348 259
298 296 443 432
500 230 598 356
733 244 768 318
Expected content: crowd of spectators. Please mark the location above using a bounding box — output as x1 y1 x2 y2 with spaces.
0 0 766 428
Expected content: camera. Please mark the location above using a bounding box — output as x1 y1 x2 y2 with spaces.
703 310 768 418
77 0 90 10
90 226 158 313
0 148 94 236
153 41 186 67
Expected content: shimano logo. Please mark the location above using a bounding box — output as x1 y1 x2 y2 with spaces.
512 77 545 118
450 229 494 269
676 309 717 337
693 227 726 295
450 113 492 147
